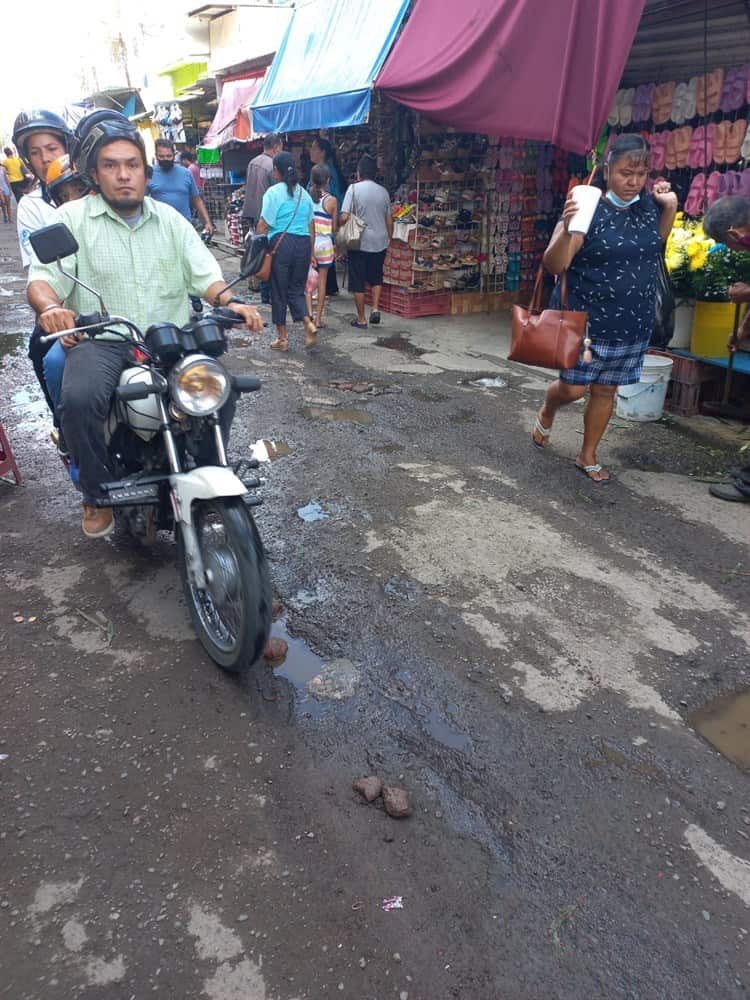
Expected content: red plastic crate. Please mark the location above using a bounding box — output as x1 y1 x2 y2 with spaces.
647 350 714 385
365 285 451 318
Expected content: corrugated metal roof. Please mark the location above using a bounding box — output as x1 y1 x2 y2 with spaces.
621 0 750 85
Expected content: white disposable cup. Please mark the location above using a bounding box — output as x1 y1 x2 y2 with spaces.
567 185 602 235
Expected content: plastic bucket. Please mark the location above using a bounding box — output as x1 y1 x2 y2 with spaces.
690 300 734 358
668 301 694 349
615 353 673 422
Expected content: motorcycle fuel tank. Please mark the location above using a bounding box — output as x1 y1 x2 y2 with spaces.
116 366 162 441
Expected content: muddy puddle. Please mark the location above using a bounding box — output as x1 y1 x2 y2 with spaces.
250 438 291 462
375 334 428 357
302 405 373 425
424 706 472 753
268 618 326 720
690 689 750 770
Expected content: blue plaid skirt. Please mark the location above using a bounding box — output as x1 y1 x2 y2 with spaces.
560 336 651 386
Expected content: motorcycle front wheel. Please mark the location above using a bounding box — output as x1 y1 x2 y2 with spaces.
177 498 271 672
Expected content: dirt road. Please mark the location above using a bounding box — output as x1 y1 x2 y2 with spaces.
1 217 749 999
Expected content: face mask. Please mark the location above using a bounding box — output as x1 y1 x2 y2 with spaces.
158 159 175 172
605 190 640 209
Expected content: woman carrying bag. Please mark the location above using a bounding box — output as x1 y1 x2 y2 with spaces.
533 135 677 482
256 152 317 351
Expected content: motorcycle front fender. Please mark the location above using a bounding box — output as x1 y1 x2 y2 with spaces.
170 467 248 592
169 466 247 526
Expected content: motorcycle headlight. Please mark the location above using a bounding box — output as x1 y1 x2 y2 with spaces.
169 355 230 416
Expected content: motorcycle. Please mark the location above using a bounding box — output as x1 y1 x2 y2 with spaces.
30 222 271 673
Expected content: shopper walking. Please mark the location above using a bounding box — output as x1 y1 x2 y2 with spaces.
180 150 204 192
306 164 338 329
148 139 214 235
3 146 30 202
242 133 283 304
703 195 750 503
310 137 343 297
0 164 11 222
532 135 677 482
256 151 317 351
340 155 393 328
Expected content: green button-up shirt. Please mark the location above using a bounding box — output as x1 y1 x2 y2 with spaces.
28 194 223 337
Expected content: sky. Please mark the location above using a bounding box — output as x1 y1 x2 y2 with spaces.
1 0 205 141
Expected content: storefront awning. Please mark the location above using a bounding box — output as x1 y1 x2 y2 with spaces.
201 75 264 149
376 0 646 155
251 0 410 134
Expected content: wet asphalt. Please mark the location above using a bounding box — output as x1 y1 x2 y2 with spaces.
1 218 750 1000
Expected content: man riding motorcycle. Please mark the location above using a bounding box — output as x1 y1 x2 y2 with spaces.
27 111 262 539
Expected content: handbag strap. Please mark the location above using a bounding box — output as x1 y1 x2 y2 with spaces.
528 265 571 312
271 187 303 258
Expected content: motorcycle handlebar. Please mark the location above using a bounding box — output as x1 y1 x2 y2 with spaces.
232 374 261 394
116 382 164 402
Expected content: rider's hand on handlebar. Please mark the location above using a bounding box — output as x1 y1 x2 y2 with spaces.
226 302 263 333
39 306 77 335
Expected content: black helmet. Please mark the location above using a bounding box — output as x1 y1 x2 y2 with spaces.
71 108 130 160
76 112 146 185
12 109 74 165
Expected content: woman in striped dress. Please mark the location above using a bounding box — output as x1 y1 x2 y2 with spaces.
307 164 338 329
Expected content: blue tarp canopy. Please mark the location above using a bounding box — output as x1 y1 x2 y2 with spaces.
251 0 410 134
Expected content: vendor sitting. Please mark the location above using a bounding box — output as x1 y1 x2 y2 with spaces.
703 196 750 504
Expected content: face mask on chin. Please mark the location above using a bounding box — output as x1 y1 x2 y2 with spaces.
605 190 640 209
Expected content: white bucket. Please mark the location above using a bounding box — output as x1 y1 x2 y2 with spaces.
615 354 674 422
669 301 694 349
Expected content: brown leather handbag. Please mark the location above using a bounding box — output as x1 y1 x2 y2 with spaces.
508 266 589 370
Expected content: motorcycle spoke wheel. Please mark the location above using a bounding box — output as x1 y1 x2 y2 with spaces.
178 499 271 672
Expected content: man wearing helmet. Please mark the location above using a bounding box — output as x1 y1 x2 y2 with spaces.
12 110 76 417
26 111 262 539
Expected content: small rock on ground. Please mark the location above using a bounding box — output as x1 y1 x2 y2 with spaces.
353 776 383 802
308 658 359 700
383 786 412 819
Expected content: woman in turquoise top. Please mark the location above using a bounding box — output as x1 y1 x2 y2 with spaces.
257 152 317 350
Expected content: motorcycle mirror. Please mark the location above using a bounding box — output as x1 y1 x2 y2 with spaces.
29 222 109 318
29 223 79 264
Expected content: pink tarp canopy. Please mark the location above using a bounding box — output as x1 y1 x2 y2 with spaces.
201 76 265 150
376 0 646 155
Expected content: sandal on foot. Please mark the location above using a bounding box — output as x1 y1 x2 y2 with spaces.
575 461 610 483
270 338 289 351
351 319 368 329
369 311 381 325
305 329 318 349
532 416 552 449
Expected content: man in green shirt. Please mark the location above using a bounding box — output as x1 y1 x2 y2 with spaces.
27 113 262 538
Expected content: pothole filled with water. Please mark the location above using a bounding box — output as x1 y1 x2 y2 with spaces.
302 406 373 425
267 618 326 720
690 689 750 770
375 334 428 357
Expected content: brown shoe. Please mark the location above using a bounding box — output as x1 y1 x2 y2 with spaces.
82 503 115 538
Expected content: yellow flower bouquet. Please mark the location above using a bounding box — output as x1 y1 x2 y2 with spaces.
666 213 750 299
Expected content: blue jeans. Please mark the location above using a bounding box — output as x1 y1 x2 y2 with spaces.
43 340 67 411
